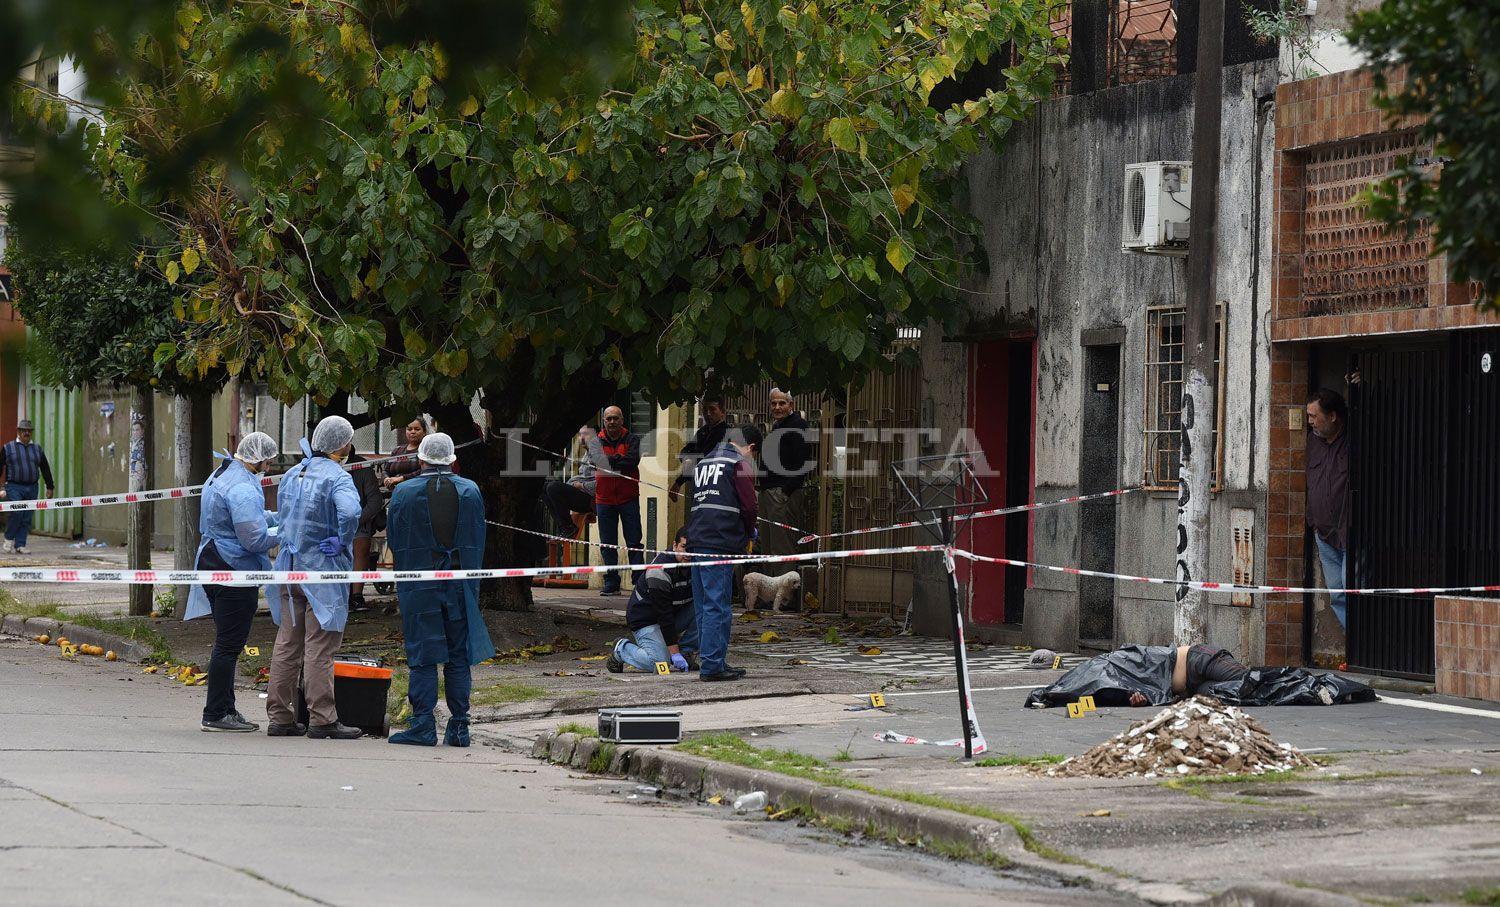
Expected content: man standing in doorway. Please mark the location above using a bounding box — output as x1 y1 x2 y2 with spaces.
759 390 811 604
686 424 761 682
591 405 642 597
0 419 57 554
1306 388 1350 630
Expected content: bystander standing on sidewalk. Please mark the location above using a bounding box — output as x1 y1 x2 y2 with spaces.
686 424 761 682
759 389 811 604
670 396 729 499
590 406 643 596
0 419 56 554
1306 386 1351 630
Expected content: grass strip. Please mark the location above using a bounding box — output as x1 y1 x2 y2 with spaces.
676 733 1085 865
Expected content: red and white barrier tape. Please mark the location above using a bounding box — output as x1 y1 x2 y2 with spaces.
0 542 946 586
950 549 1500 597
873 730 987 753
796 487 1143 545
0 440 481 514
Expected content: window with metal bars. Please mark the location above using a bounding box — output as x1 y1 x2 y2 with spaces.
1142 305 1225 489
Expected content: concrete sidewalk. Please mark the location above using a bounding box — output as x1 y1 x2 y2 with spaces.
476 627 1500 905
0 535 172 616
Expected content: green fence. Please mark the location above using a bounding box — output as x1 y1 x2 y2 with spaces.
23 376 82 538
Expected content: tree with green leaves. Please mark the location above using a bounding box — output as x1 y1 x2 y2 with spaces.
1348 2 1499 310
21 0 1061 609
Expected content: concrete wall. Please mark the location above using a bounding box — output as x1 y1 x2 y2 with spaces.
917 59 1280 660
81 388 233 548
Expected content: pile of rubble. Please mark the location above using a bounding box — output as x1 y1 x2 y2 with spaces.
1047 695 1318 779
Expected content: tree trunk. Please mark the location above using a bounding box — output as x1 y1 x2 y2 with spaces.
128 387 155 617
173 394 195 607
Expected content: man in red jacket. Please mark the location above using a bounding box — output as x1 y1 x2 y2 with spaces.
588 405 643 596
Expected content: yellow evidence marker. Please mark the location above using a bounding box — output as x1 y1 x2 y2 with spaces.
655 662 671 675
868 693 886 708
243 646 260 656
1078 695 1096 713
1067 701 1086 718
1051 654 1063 670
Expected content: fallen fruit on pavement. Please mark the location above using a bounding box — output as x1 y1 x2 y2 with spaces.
758 631 783 643
79 644 105 657
1081 809 1111 817
105 651 118 661
857 645 883 656
142 665 159 674
35 634 50 644
740 611 763 622
55 637 70 648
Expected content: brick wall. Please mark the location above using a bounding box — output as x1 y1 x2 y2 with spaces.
1435 597 1500 702
1264 66 1500 667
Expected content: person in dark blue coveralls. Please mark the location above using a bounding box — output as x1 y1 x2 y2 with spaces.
386 433 496 747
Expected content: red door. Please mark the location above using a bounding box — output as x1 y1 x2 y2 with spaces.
963 339 1034 625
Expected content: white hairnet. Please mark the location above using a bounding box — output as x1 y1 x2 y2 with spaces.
418 432 457 465
234 431 280 465
310 415 354 455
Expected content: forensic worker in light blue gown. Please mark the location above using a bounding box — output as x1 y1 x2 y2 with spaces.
264 415 364 740
387 433 495 747
184 431 281 734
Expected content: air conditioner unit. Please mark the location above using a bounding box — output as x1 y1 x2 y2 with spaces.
1121 161 1191 256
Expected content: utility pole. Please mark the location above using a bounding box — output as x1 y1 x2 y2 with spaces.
1176 0 1225 645
127 387 155 617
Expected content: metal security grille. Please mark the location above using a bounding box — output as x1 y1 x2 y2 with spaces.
1049 1 1074 95
1143 306 1225 488
1448 330 1500 600
1347 345 1446 679
1110 0 1177 86
1300 132 1431 317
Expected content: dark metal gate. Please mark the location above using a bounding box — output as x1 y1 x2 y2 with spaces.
1348 328 1500 679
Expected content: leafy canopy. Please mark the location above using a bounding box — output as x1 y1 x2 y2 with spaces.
77 0 1060 414
1348 1 1500 309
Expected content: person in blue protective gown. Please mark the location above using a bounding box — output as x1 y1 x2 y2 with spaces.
386 433 496 747
264 416 364 740
184 432 281 733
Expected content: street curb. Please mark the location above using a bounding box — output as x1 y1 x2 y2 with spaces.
524 730 1205 904
1 614 153 662
1206 883 1369 907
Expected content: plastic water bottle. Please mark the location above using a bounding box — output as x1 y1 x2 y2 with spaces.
733 791 768 813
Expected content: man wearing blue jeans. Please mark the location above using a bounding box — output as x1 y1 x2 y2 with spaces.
1306 389 1350 629
686 425 762 682
608 531 698 672
0 420 56 555
587 407 643 596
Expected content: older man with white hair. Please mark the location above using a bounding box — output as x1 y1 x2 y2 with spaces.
759 389 812 603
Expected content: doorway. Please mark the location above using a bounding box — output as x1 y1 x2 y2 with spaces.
1078 342 1121 647
966 338 1035 626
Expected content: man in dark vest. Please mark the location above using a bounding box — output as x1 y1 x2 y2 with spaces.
686 424 762 682
387 433 496 746
1 419 56 554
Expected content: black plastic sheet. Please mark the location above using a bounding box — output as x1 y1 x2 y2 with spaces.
1025 645 1377 708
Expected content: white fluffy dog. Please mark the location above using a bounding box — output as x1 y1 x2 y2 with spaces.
742 571 802 613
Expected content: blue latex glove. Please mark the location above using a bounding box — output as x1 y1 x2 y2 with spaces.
670 653 689 672
317 536 342 556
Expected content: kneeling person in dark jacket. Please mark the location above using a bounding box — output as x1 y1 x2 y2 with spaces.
608 531 697 673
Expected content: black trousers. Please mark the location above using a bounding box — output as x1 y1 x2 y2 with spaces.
199 543 259 722
543 480 594 534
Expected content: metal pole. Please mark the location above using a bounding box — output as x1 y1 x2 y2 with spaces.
940 512 976 759
1175 0 1225 646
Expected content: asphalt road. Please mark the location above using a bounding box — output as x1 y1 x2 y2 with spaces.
0 636 1132 907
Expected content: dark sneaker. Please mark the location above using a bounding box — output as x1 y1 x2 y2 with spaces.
348 593 370 613
307 722 363 740
605 652 625 674
599 588 621 597
202 712 258 733
267 722 308 737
